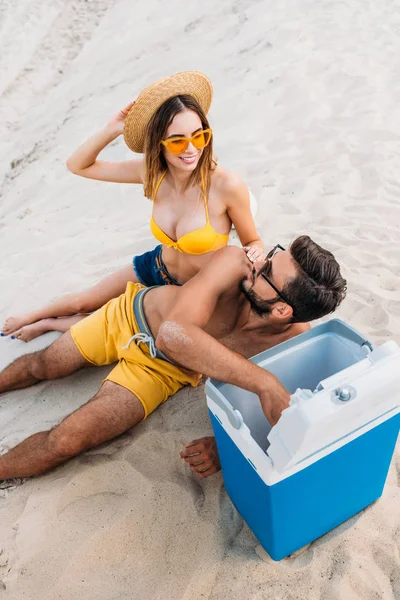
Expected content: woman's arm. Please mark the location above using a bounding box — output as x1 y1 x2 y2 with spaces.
66 102 144 184
222 172 264 262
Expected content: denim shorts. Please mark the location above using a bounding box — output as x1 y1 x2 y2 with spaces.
133 245 181 287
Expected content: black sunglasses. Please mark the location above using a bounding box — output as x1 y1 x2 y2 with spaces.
260 244 295 310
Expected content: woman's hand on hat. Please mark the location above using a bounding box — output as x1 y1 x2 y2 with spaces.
107 101 135 135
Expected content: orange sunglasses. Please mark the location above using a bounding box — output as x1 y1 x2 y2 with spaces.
161 128 213 155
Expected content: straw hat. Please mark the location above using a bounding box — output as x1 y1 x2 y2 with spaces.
123 71 213 153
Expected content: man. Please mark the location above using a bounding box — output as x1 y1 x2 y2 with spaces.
0 236 346 482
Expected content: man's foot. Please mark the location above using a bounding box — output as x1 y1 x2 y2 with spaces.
1 315 33 336
180 436 220 478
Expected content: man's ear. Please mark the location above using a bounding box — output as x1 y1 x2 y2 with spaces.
271 302 293 321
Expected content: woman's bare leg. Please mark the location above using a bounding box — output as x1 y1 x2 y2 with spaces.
13 315 87 343
2 265 138 336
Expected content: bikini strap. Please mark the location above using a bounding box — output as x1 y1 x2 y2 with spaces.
153 171 167 201
201 172 210 222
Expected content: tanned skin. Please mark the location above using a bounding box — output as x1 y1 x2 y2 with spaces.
0 246 308 481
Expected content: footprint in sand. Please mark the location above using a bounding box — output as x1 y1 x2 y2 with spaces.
0 479 24 492
0 550 9 568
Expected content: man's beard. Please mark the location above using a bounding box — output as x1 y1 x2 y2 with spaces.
240 278 279 318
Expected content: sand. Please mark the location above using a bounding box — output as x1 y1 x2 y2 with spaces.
0 0 399 598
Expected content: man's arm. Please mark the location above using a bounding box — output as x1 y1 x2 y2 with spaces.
156 247 290 425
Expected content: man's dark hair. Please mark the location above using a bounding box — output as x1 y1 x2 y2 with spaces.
283 235 347 323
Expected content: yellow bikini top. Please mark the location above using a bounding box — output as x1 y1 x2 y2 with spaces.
150 171 230 255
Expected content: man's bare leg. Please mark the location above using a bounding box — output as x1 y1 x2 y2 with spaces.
0 381 145 480
2 265 138 337
0 332 90 393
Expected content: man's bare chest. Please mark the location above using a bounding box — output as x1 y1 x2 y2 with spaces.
218 329 279 359
208 299 298 358
205 302 278 358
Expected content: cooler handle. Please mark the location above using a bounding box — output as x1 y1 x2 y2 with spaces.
206 386 244 429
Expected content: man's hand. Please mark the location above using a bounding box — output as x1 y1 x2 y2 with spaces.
180 437 220 478
258 379 290 425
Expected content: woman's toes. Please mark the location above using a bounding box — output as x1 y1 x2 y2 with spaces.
13 329 28 343
1 320 12 335
1 316 28 336
11 321 51 343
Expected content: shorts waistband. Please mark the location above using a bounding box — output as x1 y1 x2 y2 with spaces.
132 286 176 364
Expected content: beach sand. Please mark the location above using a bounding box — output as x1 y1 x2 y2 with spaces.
0 0 399 598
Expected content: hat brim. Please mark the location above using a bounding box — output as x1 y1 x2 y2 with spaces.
123 71 213 154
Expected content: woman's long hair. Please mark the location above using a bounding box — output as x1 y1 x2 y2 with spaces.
143 94 214 200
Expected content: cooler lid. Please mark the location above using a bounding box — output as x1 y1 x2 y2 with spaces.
267 340 400 472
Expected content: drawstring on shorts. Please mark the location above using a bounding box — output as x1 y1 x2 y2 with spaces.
123 333 157 358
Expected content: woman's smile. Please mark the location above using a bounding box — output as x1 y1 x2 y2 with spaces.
178 153 199 166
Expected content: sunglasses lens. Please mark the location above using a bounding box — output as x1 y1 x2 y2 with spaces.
163 130 212 155
166 138 188 155
192 130 211 149
261 260 271 277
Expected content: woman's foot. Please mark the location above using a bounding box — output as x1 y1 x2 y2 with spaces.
12 319 59 342
2 315 34 336
11 315 87 343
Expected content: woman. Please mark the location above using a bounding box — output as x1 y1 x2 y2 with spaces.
2 71 263 342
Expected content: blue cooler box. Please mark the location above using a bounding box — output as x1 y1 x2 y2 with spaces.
206 319 400 561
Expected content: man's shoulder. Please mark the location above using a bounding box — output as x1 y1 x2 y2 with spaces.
258 321 310 355
182 246 251 297
211 245 248 262
288 322 311 338
208 246 251 276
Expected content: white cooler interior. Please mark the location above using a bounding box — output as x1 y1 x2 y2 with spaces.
214 332 369 451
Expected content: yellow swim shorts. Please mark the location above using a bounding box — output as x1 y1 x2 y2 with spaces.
70 282 201 419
